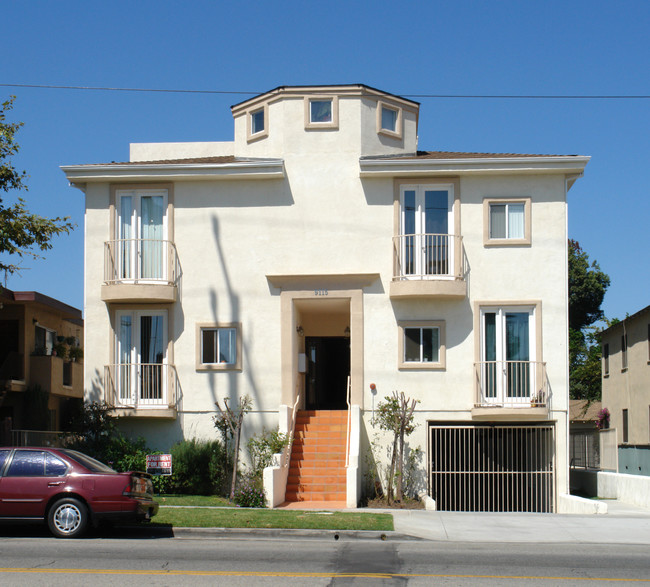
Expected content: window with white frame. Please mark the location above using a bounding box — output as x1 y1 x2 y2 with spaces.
483 198 531 246
247 104 269 142
398 320 445 369
115 309 168 407
196 323 242 371
116 188 168 283
304 96 339 129
377 101 402 138
399 184 454 278
479 305 536 403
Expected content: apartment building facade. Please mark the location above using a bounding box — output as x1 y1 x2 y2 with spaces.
63 84 589 511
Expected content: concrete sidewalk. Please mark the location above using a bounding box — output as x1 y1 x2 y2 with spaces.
387 501 650 544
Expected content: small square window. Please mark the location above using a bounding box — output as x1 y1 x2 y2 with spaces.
196 323 242 371
377 101 403 139
483 198 531 246
246 104 269 142
381 106 398 132
251 109 265 135
398 320 445 370
310 100 332 123
304 96 339 129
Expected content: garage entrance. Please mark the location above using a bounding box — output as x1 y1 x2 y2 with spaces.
428 423 555 513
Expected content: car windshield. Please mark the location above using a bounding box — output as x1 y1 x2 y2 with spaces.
60 449 117 473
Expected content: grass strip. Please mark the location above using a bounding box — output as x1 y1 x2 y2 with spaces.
155 495 234 507
152 508 394 531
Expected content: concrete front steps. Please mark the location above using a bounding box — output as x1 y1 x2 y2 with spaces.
285 410 347 503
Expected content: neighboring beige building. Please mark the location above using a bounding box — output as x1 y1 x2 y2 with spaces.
0 289 84 441
601 305 650 476
63 84 589 511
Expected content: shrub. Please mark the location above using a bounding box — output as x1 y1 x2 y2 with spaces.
168 439 230 495
247 427 289 480
233 475 266 508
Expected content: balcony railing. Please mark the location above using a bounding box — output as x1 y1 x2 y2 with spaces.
393 234 463 280
104 239 179 286
474 361 549 408
105 363 178 410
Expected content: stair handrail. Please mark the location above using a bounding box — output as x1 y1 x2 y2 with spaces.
345 375 351 468
284 388 300 468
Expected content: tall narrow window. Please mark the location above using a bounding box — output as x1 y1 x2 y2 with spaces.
622 409 629 443
621 333 628 370
399 184 454 278
251 109 265 134
603 343 610 376
117 189 167 283
480 306 535 404
115 310 167 406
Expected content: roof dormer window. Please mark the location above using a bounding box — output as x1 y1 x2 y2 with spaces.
377 101 403 139
304 96 339 129
247 104 269 142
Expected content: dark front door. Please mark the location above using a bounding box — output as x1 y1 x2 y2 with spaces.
305 337 350 410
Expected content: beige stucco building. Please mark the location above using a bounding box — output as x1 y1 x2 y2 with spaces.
63 84 589 511
601 305 650 476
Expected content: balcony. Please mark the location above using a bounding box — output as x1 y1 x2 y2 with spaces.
472 360 550 420
390 234 466 299
29 355 83 399
102 239 180 303
104 363 178 418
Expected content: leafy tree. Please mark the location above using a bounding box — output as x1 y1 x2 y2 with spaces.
0 96 74 276
568 240 610 401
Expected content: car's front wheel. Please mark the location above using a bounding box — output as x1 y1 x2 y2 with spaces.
47 497 88 538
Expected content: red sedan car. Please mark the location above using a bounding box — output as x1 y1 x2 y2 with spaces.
0 447 158 538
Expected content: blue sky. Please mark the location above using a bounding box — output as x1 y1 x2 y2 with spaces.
2 0 648 321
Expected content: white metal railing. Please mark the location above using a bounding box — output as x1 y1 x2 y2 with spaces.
393 233 463 280
282 391 301 468
345 376 351 467
104 363 177 409
474 361 548 408
104 239 179 286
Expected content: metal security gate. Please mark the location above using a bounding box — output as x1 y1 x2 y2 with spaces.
428 424 555 513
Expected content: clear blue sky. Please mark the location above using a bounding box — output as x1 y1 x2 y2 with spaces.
2 0 648 321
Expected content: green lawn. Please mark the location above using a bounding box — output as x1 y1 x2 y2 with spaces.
152 495 393 531
154 508 393 531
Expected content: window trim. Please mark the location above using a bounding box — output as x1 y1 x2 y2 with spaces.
304 96 339 129
483 197 532 246
246 104 269 142
195 322 242 371
377 101 403 139
398 320 446 370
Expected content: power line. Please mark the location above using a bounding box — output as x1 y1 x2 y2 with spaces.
1 83 648 100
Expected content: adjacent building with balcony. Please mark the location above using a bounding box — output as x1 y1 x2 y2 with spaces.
0 289 84 441
63 84 589 512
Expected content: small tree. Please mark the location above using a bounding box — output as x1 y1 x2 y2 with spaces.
214 395 251 500
374 391 418 504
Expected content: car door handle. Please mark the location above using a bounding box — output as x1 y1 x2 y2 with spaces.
48 481 64 487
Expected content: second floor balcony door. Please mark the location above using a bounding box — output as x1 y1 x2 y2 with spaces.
118 189 167 282
400 184 454 279
481 307 535 405
116 310 167 407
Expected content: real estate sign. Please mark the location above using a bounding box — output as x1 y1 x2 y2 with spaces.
146 454 172 476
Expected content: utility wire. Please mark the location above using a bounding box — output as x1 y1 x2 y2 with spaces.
1 83 649 99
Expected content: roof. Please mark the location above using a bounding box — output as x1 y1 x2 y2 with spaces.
0 288 82 323
231 84 421 111
600 304 650 336
363 150 581 160
569 399 602 422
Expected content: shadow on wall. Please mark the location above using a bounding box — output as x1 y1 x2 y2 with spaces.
207 215 264 432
